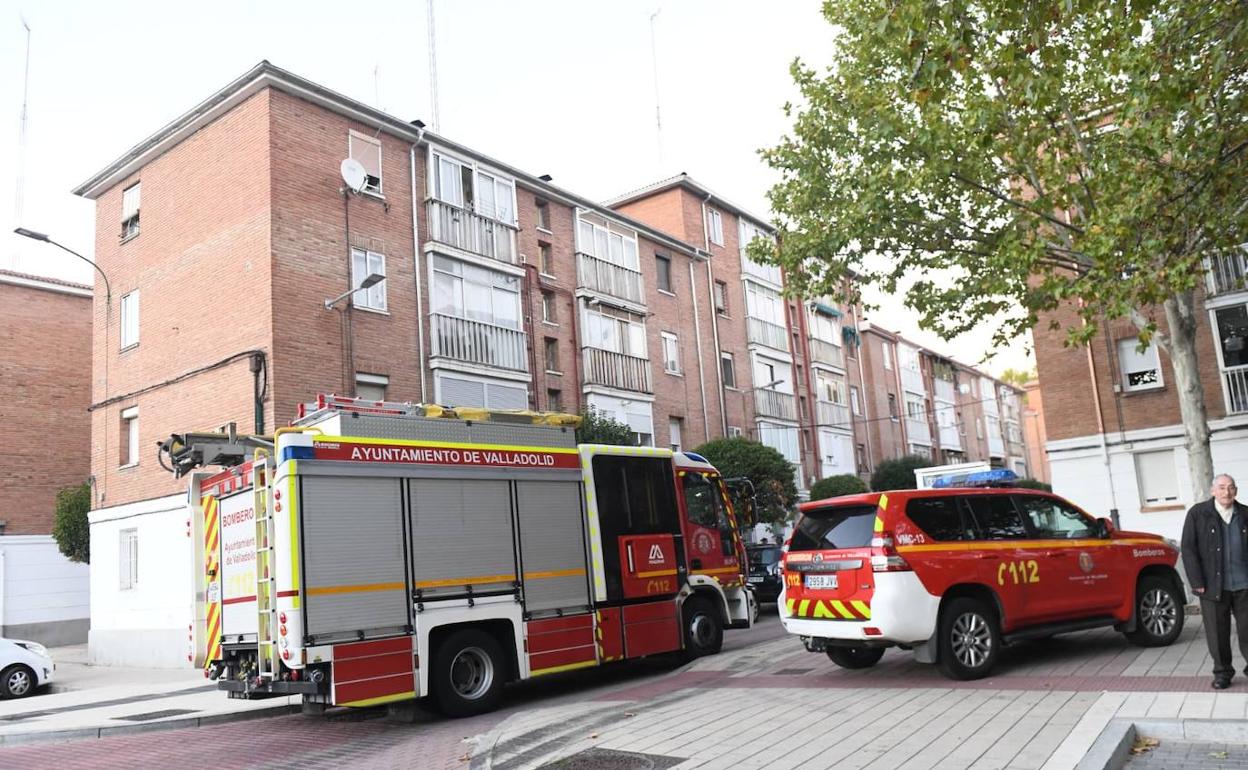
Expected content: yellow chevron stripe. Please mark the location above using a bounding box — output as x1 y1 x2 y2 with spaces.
812 601 836 619
798 599 811 617
829 600 855 619
851 600 871 618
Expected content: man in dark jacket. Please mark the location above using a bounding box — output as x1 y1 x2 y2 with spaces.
1181 474 1248 689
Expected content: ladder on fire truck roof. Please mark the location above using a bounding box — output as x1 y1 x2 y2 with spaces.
293 394 583 429
252 457 281 680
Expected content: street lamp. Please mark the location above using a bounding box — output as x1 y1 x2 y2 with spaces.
13 227 112 302
324 273 385 310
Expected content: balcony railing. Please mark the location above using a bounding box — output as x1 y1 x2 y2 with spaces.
426 199 517 264
808 338 844 368
754 388 797 421
577 253 644 305
747 318 789 351
742 255 782 285
906 417 932 445
1207 249 1248 297
430 313 528 372
939 424 962 451
816 400 850 428
933 378 956 402
987 434 1005 457
1225 366 1248 414
900 366 926 396
583 347 652 393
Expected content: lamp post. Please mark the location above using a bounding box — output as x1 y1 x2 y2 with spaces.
324 273 385 310
14 227 112 303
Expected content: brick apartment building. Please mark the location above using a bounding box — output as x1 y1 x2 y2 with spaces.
1033 258 1248 542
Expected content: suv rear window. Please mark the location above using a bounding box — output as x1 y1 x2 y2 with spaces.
748 546 782 566
790 504 877 551
905 497 973 541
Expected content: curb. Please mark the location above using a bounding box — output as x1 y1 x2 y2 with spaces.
0 703 301 747
1077 718 1136 770
1076 718 1248 769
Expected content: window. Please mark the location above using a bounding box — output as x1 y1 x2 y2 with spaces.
584 309 647 357
708 208 724 246
541 290 557 324
121 182 141 239
661 332 680 374
1117 338 1162 391
544 337 560 372
535 198 551 230
669 417 683 452
431 255 521 328
438 374 528 409
906 497 974 541
351 248 387 311
789 504 878 551
432 151 515 223
120 290 139 348
120 406 139 467
818 373 845 404
119 528 138 590
721 352 736 388
539 243 553 275
547 388 562 412
882 343 893 370
728 426 743 438
348 130 382 194
855 443 867 470
655 254 672 293
714 280 728 314
961 495 1027 539
887 393 898 420
592 455 682 600
1015 496 1093 539
577 213 639 270
850 386 862 416
906 397 926 420
355 373 388 402
1136 450 1180 506
1216 305 1248 368
976 419 984 439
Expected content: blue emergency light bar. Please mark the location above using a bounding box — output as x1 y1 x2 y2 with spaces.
931 469 1020 488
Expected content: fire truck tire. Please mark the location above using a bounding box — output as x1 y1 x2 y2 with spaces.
1125 576 1184 647
431 629 505 717
825 646 885 669
937 597 1001 681
681 597 723 660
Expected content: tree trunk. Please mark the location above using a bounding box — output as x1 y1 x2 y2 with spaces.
1164 289 1214 504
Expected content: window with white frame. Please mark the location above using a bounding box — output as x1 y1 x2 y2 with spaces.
431 255 521 328
120 290 140 348
121 182 141 239
120 406 139 467
432 150 516 224
348 130 382 194
535 198 551 230
583 308 647 357
577 213 639 270
1117 338 1162 391
119 528 138 590
714 280 729 314
721 351 736 388
808 307 842 345
850 386 862 415
817 372 846 404
1135 450 1180 506
355 373 388 402
708 208 724 246
661 331 680 374
655 254 672 292
728 426 744 438
882 342 893 370
739 219 780 283
905 396 926 420
745 282 785 326
669 417 683 452
350 248 387 311
541 290 557 324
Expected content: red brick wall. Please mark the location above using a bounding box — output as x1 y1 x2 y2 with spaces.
517 186 578 411
0 280 92 533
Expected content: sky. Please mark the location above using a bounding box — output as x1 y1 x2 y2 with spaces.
1 0 1034 375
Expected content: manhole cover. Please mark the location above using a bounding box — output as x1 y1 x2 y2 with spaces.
112 708 200 722
540 748 685 769
773 668 814 675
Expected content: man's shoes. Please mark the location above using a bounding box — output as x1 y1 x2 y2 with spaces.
1214 676 1233 690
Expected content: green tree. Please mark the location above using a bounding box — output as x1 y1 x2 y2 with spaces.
693 437 798 525
810 473 870 500
575 406 637 446
53 482 92 563
871 455 936 492
1015 478 1054 492
999 368 1036 388
760 0 1247 504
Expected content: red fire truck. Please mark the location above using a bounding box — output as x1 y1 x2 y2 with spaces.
169 395 755 716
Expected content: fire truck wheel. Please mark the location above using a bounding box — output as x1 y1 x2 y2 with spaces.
937 597 1000 681
1125 576 1184 647
431 629 504 717
681 597 723 660
825 646 885 669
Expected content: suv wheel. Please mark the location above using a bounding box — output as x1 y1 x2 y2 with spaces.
938 597 1001 680
826 646 885 670
1125 576 1184 647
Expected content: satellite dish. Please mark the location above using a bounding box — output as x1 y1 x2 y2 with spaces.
340 158 367 193
958 383 971 395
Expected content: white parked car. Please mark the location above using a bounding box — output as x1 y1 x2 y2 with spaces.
0 638 54 699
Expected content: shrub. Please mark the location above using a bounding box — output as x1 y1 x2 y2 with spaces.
809 474 869 500
870 455 935 492
53 482 92 563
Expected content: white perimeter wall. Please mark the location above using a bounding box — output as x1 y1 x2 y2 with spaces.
88 493 195 667
0 536 89 644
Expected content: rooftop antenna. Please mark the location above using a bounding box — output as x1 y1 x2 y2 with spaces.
427 0 440 132
649 8 663 170
373 64 381 110
15 16 32 229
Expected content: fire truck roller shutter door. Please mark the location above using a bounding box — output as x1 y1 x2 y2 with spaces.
301 476 410 642
516 480 591 614
409 478 517 598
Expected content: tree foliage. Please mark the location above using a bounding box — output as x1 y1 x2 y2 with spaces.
999 368 1036 387
576 406 637 446
694 437 798 525
53 482 91 564
1015 478 1054 492
871 455 936 492
760 0 1247 498
810 473 870 500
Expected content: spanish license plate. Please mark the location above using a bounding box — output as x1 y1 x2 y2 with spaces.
747 576 764 583
804 573 838 590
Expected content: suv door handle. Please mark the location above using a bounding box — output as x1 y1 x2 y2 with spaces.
1044 551 1068 557
973 553 1000 560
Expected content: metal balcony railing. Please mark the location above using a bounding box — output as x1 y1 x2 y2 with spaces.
933 378 956 402
754 388 797 421
426 199 517 264
430 313 528 372
900 366 926 396
816 400 850 428
808 338 844 368
1207 249 1248 297
577 253 644 305
1225 366 1248 414
582 347 652 393
747 318 789 351
906 417 932 445
939 424 962 451
987 434 1005 457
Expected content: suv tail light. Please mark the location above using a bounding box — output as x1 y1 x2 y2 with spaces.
870 533 912 572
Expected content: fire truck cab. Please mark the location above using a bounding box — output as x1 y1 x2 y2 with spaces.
187 396 754 716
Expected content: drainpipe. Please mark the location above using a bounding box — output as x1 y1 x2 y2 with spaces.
409 135 428 402
851 303 875 471
786 291 816 486
1085 320 1122 526
689 259 711 443
702 192 727 434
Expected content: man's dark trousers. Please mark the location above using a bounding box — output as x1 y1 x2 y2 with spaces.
1201 589 1248 678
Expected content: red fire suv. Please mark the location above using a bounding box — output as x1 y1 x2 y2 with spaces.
779 471 1185 680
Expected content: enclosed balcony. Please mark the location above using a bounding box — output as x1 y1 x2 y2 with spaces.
816 400 850 429
427 199 517 264
808 338 844 368
747 318 789 351
906 416 932 446
430 313 528 372
583 347 652 393
1207 249 1248 298
754 388 797 421
577 253 644 305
